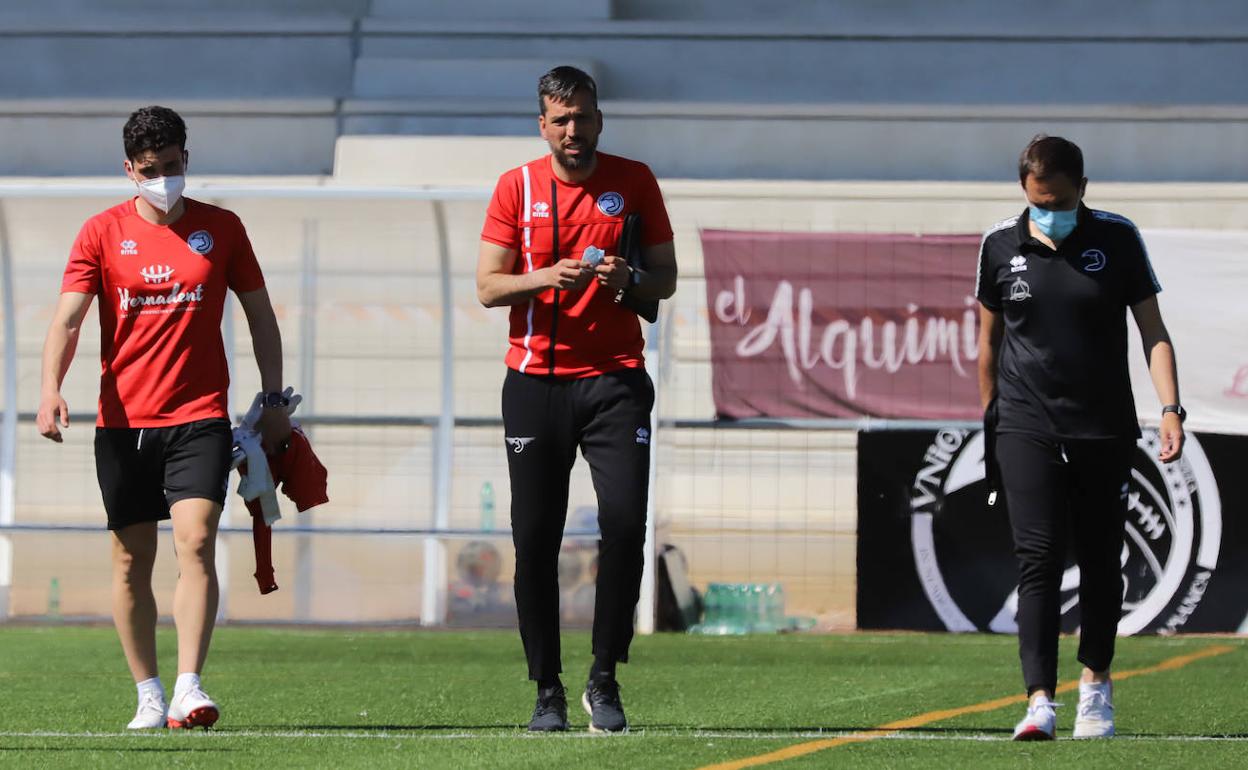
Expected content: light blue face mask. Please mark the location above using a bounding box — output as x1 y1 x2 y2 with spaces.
1029 205 1079 241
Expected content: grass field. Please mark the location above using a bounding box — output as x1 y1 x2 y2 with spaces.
1 626 1245 768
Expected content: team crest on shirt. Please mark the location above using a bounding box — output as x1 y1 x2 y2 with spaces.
1008 277 1031 301
531 201 550 218
1081 249 1107 272
187 230 214 255
596 192 624 216
120 239 139 256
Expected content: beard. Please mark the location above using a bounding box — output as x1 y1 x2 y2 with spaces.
552 139 598 171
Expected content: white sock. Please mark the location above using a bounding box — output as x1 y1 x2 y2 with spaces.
136 676 164 702
1080 680 1111 696
174 672 201 696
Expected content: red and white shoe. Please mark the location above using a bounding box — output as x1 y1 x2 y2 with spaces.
1012 696 1058 741
167 686 220 730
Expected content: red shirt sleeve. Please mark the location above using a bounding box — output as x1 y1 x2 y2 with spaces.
227 214 265 293
481 170 522 250
635 165 674 247
61 219 102 294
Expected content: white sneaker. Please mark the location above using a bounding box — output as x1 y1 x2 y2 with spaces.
1012 696 1058 741
167 686 220 730
126 690 168 730
1073 681 1114 738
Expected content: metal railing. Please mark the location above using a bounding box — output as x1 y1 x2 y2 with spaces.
0 183 657 626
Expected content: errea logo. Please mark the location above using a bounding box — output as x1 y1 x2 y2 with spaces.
635 427 650 445
120 239 138 256
531 201 550 218
139 264 174 284
1010 255 1028 273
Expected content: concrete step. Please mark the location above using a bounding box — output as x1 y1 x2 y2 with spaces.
359 19 1248 106
369 0 611 21
613 0 1248 35
0 14 353 99
352 57 598 100
3 0 365 13
0 100 338 175
336 101 1248 182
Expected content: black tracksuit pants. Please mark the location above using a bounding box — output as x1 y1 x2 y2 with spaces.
502 367 654 682
994 431 1134 695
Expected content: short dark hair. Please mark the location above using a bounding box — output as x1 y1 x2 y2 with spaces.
538 66 598 114
123 105 187 160
1018 134 1083 185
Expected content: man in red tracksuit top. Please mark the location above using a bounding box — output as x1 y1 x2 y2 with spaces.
476 66 678 733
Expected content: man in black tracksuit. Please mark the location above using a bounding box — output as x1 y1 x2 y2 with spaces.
976 135 1185 741
475 66 678 733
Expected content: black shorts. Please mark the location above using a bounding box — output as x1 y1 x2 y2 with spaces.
94 418 232 531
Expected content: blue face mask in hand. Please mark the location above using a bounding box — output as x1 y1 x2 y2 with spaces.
1029 205 1079 241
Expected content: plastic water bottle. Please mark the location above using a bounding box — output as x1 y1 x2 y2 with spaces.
701 584 722 632
765 583 785 632
751 584 775 633
729 584 749 634
480 481 496 532
48 577 61 620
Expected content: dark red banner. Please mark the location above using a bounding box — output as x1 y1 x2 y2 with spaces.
702 229 983 420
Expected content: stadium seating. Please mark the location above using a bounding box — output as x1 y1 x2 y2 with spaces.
0 0 1246 178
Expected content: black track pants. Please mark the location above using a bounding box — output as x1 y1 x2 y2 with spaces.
502 367 654 682
994 432 1133 695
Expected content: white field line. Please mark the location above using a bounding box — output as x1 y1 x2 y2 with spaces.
1 730 1247 743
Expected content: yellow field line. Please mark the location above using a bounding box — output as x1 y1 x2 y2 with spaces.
698 644 1236 770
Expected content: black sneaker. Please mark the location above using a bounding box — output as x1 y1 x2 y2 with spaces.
528 685 569 732
582 678 628 733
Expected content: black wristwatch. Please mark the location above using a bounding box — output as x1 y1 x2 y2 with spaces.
627 264 642 289
1162 404 1186 423
614 265 641 303
262 391 291 409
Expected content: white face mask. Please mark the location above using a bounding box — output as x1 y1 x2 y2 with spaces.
135 174 186 213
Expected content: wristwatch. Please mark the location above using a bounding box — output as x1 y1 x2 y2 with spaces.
262 391 291 409
614 265 639 304
1161 404 1186 423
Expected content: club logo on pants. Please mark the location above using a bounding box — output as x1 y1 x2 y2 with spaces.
905 428 1221 635
505 436 536 454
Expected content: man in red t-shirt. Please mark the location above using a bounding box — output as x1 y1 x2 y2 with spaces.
477 66 677 733
36 106 291 731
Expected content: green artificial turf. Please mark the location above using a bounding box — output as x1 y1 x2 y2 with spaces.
0 626 1243 768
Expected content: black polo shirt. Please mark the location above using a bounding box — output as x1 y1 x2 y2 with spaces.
975 205 1161 440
